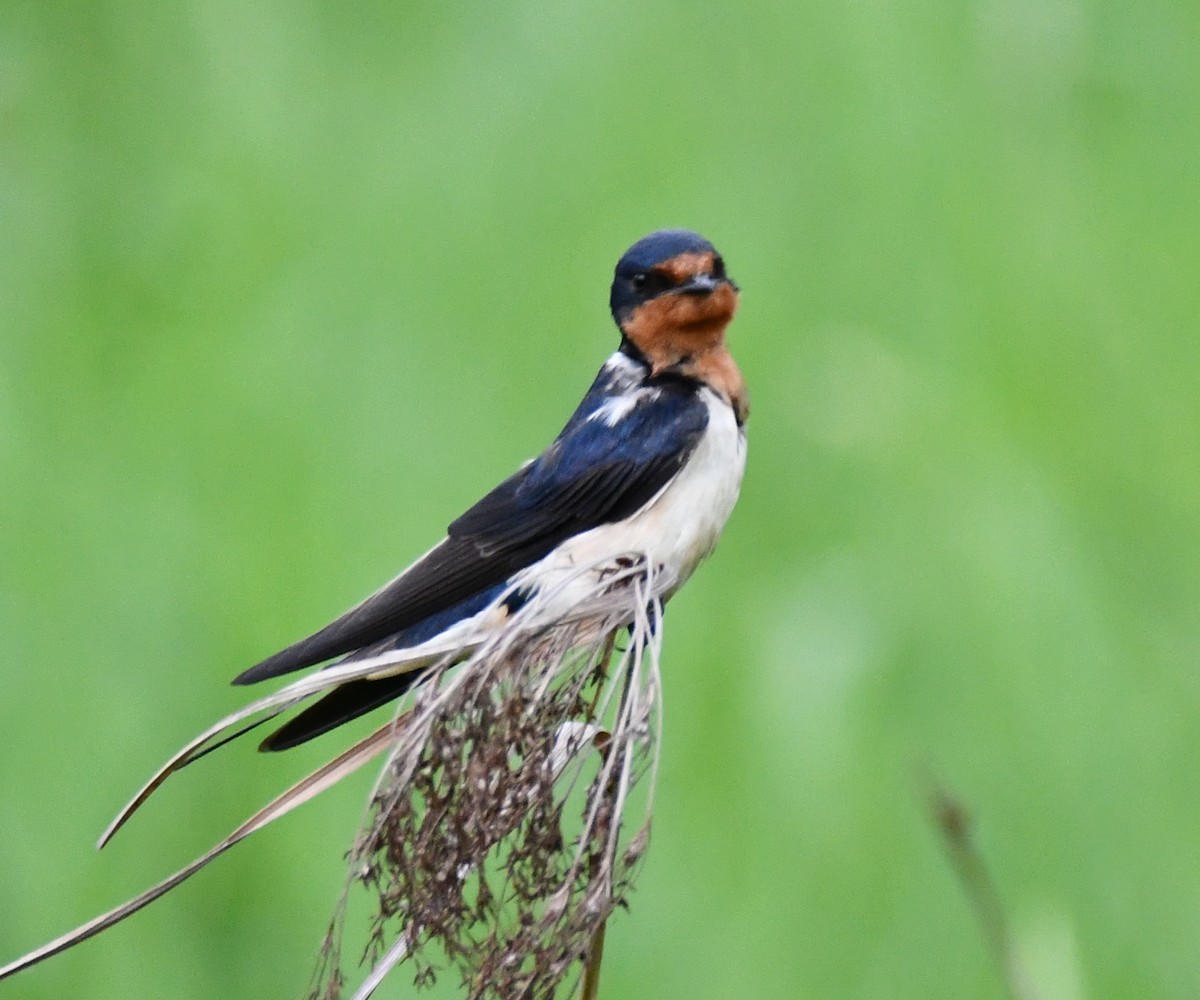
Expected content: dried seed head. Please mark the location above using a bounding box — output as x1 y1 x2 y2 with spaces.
311 559 667 1000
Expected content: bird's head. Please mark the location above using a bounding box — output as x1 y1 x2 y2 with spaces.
609 229 740 372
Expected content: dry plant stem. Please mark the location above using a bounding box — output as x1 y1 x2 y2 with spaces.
922 771 1039 1000
349 933 412 1000
579 920 608 1000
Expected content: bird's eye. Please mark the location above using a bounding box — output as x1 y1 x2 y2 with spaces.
712 256 726 280
631 272 648 292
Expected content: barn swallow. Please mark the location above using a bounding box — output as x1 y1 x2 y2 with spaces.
235 228 749 752
0 229 749 987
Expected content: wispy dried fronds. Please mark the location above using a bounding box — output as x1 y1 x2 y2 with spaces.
310 557 667 1000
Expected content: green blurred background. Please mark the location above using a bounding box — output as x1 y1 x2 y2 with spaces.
3 2 1199 998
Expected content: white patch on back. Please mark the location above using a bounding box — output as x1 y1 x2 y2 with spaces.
601 351 644 380
586 387 662 427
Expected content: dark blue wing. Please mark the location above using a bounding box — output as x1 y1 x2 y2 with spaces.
451 379 708 551
234 375 709 687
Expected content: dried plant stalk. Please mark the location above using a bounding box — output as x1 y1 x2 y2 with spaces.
311 557 666 1000
579 921 608 1000
922 770 1038 1000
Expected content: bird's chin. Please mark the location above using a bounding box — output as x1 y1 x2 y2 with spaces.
622 283 740 349
684 281 739 326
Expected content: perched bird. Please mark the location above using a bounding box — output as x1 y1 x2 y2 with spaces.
0 228 748 988
238 227 749 752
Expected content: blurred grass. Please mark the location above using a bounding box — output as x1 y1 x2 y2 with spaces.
2 1 1199 998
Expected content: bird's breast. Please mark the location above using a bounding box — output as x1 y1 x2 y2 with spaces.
517 389 746 608
628 389 746 583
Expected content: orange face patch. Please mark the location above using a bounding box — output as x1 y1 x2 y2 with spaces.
622 280 739 362
619 248 748 423
618 244 745 418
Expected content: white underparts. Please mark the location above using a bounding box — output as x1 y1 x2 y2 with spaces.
515 386 746 612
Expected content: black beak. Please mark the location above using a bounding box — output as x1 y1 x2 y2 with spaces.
674 273 730 297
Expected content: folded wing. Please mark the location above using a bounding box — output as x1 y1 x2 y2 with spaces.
233 379 708 687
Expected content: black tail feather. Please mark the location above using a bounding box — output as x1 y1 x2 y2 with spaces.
259 672 425 752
